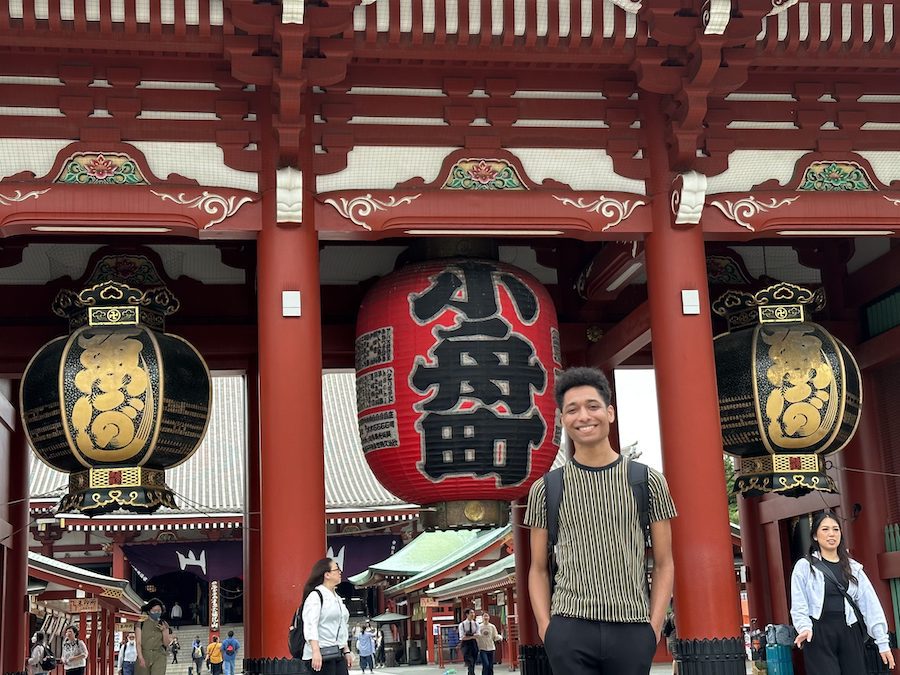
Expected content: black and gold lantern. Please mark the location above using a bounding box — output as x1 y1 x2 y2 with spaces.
713 283 862 497
21 281 211 515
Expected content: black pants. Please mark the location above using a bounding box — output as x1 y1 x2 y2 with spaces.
802 613 866 675
461 640 479 675
300 659 349 675
544 615 657 675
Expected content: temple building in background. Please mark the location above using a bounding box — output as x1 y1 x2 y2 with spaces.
1 3 900 674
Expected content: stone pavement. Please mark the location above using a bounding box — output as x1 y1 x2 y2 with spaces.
164 625 750 675
331 664 748 674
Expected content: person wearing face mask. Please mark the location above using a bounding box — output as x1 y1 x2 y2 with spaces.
136 598 173 675
26 631 49 675
118 633 139 675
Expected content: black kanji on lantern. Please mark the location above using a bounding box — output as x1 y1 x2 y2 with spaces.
410 260 547 486
411 261 539 323
419 409 546 484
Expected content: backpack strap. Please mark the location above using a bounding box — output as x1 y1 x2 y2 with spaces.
543 467 564 594
628 459 651 542
544 467 564 547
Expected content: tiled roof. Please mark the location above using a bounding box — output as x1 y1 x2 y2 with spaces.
385 525 511 596
28 551 145 612
426 554 516 600
29 372 410 515
323 370 406 509
348 529 482 586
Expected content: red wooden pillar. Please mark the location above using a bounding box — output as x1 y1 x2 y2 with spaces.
244 363 262 656
1 385 28 674
642 94 744 668
843 371 893 623
87 612 98 675
101 608 111 675
736 494 773 626
257 152 325 655
111 537 127 580
511 497 537 644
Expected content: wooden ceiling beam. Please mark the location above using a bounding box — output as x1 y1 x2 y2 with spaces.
585 301 651 372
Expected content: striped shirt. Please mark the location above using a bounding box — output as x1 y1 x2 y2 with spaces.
524 456 677 623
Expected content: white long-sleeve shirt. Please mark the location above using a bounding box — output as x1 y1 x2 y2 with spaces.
118 641 138 669
27 644 47 675
301 585 349 661
790 553 890 651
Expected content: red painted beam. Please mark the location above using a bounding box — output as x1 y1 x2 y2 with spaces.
855 325 900 370
846 244 900 307
585 301 651 371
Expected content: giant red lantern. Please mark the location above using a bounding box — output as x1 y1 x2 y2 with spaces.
355 258 561 529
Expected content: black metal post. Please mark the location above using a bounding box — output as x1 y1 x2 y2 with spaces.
674 637 747 675
518 644 553 675
242 658 307 675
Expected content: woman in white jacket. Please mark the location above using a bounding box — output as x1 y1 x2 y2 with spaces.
791 511 895 673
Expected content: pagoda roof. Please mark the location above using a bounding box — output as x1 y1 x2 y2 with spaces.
385 525 511 597
348 529 483 586
426 554 516 601
28 550 145 614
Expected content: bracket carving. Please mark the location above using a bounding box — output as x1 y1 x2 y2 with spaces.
703 0 732 35
672 171 707 226
276 167 303 223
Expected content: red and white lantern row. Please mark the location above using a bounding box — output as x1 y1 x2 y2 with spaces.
355 258 561 529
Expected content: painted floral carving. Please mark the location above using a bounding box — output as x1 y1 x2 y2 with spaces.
442 159 526 191
324 194 422 230
0 188 51 206
798 161 876 192
56 152 150 185
709 196 799 231
150 190 254 229
553 195 645 231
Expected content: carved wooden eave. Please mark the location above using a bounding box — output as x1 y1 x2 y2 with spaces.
700 151 900 237
315 150 650 239
701 191 900 237
0 142 260 238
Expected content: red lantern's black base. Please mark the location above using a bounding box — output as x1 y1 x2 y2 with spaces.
674 637 747 674
518 645 553 675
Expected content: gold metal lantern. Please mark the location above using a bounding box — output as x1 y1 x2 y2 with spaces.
713 282 862 497
21 280 211 515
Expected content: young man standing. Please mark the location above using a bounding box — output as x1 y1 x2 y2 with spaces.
525 367 677 675
457 609 480 675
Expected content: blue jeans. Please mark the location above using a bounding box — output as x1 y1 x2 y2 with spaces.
223 661 235 675
359 655 374 672
123 663 136 675
479 650 494 675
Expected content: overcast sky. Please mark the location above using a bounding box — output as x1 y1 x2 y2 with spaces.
613 368 664 471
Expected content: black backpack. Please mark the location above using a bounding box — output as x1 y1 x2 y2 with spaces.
39 644 57 671
288 589 323 659
544 458 651 593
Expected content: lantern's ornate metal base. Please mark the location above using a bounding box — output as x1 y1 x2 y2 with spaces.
518 644 552 674
736 453 837 498
421 500 509 530
674 637 747 675
61 467 176 515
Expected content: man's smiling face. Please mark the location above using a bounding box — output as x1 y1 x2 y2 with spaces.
561 385 615 446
